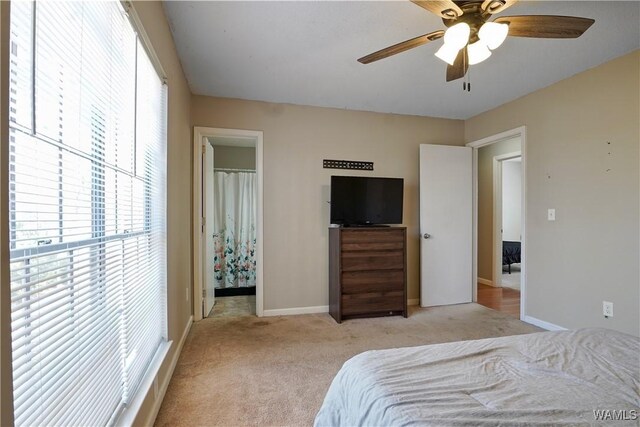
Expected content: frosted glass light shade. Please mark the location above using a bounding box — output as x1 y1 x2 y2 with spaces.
467 41 491 65
435 44 460 66
443 23 471 50
479 22 509 50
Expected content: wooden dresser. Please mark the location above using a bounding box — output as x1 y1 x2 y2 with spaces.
328 227 407 323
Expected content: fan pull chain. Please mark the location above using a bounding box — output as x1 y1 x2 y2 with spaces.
462 48 471 92
462 74 471 92
467 62 471 92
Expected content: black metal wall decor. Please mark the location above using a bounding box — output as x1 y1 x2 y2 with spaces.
323 159 374 171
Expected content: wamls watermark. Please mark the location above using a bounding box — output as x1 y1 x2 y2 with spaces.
593 409 638 421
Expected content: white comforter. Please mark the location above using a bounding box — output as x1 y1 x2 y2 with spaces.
315 328 640 426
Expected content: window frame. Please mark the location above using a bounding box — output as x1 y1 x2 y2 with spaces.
4 1 171 425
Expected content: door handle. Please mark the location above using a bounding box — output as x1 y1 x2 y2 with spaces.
423 233 431 239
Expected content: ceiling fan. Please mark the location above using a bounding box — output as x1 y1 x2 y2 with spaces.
358 0 595 85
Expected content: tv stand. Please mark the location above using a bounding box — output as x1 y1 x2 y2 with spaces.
329 227 407 323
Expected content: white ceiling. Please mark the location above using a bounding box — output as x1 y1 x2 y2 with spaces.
164 1 640 120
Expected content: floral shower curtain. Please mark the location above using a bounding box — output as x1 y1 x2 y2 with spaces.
213 172 257 288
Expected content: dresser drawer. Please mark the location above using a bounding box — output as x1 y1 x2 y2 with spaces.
341 250 403 271
341 291 404 316
341 229 404 244
341 270 404 294
341 241 404 251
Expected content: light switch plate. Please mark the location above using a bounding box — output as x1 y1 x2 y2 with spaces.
547 209 556 221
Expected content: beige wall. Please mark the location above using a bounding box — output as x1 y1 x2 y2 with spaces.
192 96 465 308
129 2 193 425
213 145 256 170
0 2 13 425
466 50 640 336
477 137 521 282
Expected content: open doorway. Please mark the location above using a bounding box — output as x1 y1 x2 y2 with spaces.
207 138 257 317
193 127 264 321
468 127 526 319
499 157 522 291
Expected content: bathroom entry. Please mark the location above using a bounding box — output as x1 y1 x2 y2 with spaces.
206 137 257 317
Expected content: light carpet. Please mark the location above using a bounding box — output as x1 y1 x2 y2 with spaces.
502 263 521 290
154 303 541 427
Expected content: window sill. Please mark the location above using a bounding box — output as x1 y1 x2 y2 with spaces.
113 340 172 427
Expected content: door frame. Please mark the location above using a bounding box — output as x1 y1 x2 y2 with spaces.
466 126 527 320
492 151 521 288
202 141 216 315
192 126 264 320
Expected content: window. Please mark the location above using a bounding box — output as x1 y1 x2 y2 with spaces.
8 2 167 425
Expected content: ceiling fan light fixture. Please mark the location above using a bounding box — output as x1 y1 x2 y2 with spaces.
443 22 471 50
358 2 595 84
435 43 460 66
467 41 492 65
478 22 509 50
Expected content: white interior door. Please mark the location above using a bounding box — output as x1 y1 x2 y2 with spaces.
203 142 216 316
420 144 473 307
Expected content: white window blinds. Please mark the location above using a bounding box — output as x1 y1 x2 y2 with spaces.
8 2 168 426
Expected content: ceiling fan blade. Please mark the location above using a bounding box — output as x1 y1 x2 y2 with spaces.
411 0 463 19
357 30 444 64
446 48 468 82
481 0 518 15
494 15 595 38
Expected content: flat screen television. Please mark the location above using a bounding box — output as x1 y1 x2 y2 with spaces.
330 176 403 226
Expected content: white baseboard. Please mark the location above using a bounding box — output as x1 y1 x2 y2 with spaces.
408 298 420 306
478 277 497 287
263 305 328 316
142 315 193 427
523 315 566 331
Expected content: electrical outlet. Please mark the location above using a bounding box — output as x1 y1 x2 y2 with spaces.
547 208 556 221
602 301 613 318
186 286 190 301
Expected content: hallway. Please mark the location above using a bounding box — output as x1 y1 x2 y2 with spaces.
477 283 521 317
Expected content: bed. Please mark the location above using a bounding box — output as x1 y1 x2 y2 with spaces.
314 329 640 426
502 241 521 274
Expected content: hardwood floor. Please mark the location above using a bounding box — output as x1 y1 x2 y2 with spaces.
477 283 521 317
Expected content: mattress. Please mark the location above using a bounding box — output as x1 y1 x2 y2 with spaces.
502 241 521 265
314 328 640 426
